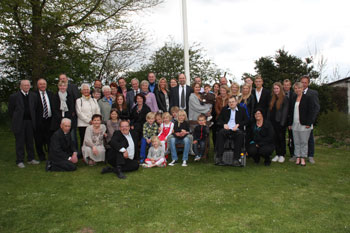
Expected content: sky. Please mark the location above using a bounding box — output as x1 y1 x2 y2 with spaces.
131 0 350 83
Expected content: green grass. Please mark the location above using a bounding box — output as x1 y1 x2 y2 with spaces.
0 127 349 233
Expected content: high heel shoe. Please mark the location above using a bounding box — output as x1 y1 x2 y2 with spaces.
295 157 301 165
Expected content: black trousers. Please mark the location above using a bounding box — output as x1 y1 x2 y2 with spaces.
211 123 217 150
48 160 76 172
247 143 274 163
78 127 87 150
107 150 139 172
271 121 286 157
216 129 244 160
14 120 35 164
34 117 52 161
286 127 294 157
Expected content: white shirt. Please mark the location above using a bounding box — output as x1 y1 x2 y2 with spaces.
303 88 308 94
255 87 263 103
119 133 135 160
178 85 186 109
40 91 52 117
133 88 140 96
21 90 29 96
227 107 238 130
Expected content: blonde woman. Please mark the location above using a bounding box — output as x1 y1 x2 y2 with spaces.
229 82 241 98
215 85 230 119
239 84 256 120
155 77 170 112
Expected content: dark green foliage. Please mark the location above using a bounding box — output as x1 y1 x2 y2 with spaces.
126 41 225 84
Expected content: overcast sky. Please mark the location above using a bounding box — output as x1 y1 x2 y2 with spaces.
131 0 350 83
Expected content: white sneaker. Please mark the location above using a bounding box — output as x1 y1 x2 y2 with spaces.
272 155 279 162
28 160 40 165
168 160 177 166
194 156 201 161
278 156 285 163
182 160 188 167
141 163 149 168
17 162 25 168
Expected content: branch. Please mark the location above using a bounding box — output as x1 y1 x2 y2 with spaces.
12 4 27 36
62 0 102 28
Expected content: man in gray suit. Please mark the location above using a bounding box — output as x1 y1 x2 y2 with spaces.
8 80 40 168
126 78 140 112
301 75 320 164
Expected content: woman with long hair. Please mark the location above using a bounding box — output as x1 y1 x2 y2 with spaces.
229 82 241 98
112 94 129 120
269 82 289 163
239 84 255 121
155 77 170 112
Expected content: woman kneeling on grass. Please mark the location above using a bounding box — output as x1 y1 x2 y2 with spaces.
169 110 191 167
142 136 167 168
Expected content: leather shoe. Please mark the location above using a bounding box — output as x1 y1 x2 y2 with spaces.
101 166 114 174
114 166 126 179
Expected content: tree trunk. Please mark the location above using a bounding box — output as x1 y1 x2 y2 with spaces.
31 0 43 88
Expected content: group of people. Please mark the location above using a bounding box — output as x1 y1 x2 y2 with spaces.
8 72 319 178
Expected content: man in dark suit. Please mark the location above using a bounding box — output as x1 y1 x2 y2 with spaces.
215 96 249 166
46 118 78 171
126 78 140 111
301 75 320 164
170 73 193 114
148 72 158 93
252 75 270 117
8 80 40 168
102 120 140 179
283 79 296 159
35 78 54 161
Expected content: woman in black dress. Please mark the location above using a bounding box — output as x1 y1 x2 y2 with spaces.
130 93 151 139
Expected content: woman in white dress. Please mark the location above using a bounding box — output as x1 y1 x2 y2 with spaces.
82 114 106 165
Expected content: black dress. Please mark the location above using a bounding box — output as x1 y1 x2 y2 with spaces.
130 104 151 139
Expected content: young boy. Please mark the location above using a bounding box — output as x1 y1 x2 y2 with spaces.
170 106 179 123
140 112 158 163
202 84 216 105
192 114 209 161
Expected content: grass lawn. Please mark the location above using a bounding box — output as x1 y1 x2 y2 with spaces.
0 127 349 233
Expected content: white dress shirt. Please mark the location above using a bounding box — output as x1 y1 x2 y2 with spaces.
255 87 263 103
227 107 238 130
40 91 52 117
119 133 135 160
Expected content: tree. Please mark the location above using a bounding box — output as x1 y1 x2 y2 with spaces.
127 41 226 84
0 0 161 102
253 49 319 89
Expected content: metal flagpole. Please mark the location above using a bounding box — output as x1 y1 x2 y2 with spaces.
182 0 190 85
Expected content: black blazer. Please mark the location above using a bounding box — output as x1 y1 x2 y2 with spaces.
35 90 54 126
305 88 320 124
67 82 80 102
51 91 77 131
169 85 193 113
109 130 140 162
248 120 275 147
8 90 38 134
130 104 151 133
288 94 313 127
49 128 77 162
267 96 289 127
126 90 137 112
155 89 170 112
285 90 296 120
217 105 249 131
253 88 271 116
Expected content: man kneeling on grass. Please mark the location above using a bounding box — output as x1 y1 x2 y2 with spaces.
101 120 139 179
46 118 78 171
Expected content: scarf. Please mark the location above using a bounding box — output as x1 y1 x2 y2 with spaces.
58 91 69 113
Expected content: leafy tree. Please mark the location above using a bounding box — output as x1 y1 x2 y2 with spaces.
127 41 226 84
253 49 319 89
0 0 161 102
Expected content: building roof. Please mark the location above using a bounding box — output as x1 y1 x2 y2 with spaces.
327 77 350 85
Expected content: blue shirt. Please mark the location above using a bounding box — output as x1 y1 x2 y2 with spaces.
227 107 238 130
149 82 156 93
104 96 113 106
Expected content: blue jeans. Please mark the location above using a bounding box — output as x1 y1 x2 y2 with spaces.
140 137 151 162
170 136 190 161
193 139 206 157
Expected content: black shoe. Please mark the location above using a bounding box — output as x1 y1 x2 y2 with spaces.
264 160 271 166
232 160 241 167
101 166 114 174
114 166 126 179
45 161 52 172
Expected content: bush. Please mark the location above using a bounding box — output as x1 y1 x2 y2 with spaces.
316 110 350 146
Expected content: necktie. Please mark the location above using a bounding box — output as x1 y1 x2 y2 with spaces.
42 91 48 119
181 86 185 108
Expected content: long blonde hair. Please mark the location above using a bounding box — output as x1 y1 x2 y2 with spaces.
239 84 252 104
177 110 187 126
229 82 241 97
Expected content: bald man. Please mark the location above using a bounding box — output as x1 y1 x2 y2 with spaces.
8 80 40 168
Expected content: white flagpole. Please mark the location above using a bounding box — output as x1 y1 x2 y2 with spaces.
182 0 190 85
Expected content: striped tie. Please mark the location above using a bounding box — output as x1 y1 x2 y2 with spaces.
42 91 48 119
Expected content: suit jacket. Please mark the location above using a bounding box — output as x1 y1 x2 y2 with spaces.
8 90 38 134
35 90 54 127
253 88 271 116
155 89 170 112
126 89 138 111
305 88 320 124
285 90 296 120
288 93 314 127
51 91 77 131
109 130 140 161
169 85 193 113
67 82 80 102
49 128 77 162
217 105 249 131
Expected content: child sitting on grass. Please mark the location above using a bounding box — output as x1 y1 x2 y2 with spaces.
193 114 209 161
142 136 166 168
140 112 158 163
